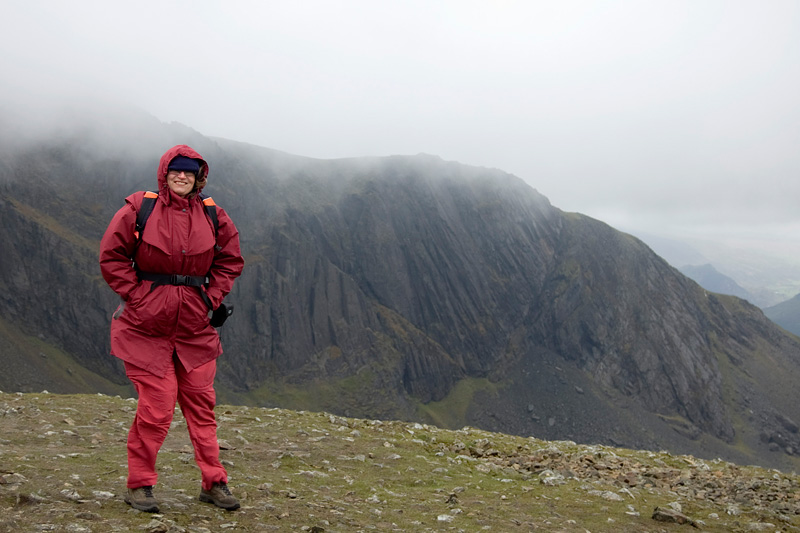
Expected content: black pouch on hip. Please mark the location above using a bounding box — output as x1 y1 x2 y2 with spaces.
210 303 234 328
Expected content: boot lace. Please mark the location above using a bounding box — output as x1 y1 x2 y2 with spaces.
142 486 155 498
218 483 232 495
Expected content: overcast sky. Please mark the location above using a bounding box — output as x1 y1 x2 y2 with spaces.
2 0 799 256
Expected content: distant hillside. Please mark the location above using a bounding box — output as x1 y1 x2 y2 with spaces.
764 294 800 336
629 231 797 308
3 106 800 473
679 263 755 303
1 392 798 532
625 230 709 268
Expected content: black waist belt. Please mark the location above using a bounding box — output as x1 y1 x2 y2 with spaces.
137 271 207 289
137 271 213 310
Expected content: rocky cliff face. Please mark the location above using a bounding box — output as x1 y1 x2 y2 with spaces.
2 112 800 471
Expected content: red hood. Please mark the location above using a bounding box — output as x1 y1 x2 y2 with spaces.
158 145 209 195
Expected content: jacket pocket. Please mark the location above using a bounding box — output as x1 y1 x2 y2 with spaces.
122 282 174 335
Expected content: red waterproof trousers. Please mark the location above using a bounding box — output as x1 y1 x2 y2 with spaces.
124 356 227 491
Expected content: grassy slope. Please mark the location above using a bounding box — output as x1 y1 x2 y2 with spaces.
0 316 131 396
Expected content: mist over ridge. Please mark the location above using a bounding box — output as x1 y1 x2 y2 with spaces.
4 0 800 279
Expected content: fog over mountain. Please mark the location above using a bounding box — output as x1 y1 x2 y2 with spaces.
2 0 799 276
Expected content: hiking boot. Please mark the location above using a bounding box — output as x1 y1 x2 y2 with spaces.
124 485 160 513
199 482 240 510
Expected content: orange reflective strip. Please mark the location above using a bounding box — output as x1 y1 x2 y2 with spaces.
202 197 216 206
144 191 158 198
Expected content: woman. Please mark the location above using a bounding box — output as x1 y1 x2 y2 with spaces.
100 145 245 512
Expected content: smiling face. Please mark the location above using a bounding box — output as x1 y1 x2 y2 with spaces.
166 170 196 198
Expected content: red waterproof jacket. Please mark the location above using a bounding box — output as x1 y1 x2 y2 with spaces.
99 145 245 377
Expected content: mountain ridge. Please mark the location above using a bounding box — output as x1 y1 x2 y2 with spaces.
2 107 800 472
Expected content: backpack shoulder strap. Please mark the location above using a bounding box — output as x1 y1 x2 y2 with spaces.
199 193 219 238
133 191 219 247
134 191 159 243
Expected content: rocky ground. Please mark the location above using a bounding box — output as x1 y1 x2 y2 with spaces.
1 391 799 532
